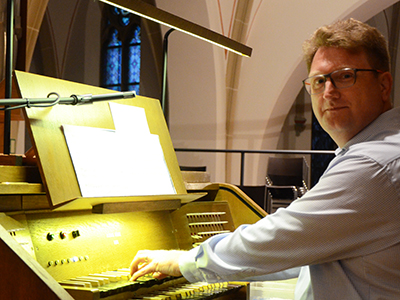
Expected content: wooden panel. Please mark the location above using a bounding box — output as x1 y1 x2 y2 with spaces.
14 71 187 208
0 224 74 299
0 183 43 194
23 210 178 281
22 194 51 210
0 186 258 299
53 193 205 212
214 183 267 227
0 165 41 182
171 201 236 250
0 154 24 165
92 199 181 214
0 195 22 211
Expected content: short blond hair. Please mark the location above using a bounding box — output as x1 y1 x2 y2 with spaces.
302 19 390 72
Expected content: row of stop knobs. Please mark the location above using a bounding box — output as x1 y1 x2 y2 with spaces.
47 255 89 267
47 230 80 241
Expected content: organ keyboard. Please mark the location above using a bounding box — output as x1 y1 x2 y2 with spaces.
61 271 245 300
0 185 263 300
0 72 266 299
1 178 262 300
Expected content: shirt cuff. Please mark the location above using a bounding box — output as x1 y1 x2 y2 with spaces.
179 246 205 282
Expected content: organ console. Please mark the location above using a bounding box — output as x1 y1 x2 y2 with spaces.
0 71 266 299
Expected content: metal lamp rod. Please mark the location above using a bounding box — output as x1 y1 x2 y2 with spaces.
161 28 175 119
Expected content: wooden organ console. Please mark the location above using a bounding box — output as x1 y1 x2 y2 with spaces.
0 72 267 300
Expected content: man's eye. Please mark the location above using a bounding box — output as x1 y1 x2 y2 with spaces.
312 77 325 87
335 71 355 81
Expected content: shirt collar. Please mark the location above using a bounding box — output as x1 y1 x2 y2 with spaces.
339 107 400 154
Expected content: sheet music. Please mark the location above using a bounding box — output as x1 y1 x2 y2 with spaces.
62 103 176 197
109 102 150 135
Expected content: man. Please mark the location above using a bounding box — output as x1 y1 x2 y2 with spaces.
129 19 400 299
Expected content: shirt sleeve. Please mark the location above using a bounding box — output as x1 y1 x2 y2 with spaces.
179 153 400 282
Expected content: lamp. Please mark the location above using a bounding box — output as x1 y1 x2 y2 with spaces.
99 0 252 116
99 0 252 57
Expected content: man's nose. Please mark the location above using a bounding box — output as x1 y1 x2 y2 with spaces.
323 79 339 98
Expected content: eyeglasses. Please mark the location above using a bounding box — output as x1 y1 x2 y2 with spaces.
303 68 383 95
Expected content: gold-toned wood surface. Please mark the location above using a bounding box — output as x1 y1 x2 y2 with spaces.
62 286 100 300
0 165 41 182
0 195 49 212
0 223 74 299
7 186 260 285
22 194 52 210
0 195 23 211
0 165 44 199
14 209 179 282
92 199 181 214
171 201 236 250
213 183 267 227
0 182 44 194
1 183 263 299
53 193 205 212
14 71 187 208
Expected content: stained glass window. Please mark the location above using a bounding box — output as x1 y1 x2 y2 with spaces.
101 7 141 94
126 26 141 95
104 28 122 91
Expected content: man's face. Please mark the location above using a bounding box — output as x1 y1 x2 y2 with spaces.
309 47 390 147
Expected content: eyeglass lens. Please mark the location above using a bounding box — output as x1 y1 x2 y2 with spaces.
305 69 356 95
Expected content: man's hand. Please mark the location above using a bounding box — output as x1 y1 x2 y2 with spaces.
129 250 185 281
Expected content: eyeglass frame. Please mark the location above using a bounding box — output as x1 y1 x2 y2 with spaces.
302 68 383 95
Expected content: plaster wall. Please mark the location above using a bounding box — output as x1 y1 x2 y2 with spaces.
156 0 399 185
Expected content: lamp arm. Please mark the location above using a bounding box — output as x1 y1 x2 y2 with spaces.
161 28 175 120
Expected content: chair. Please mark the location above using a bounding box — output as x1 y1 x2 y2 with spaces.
238 185 267 210
266 157 309 213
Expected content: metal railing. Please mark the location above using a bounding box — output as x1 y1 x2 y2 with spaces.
174 148 335 186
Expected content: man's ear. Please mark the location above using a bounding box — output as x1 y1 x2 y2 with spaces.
380 71 393 103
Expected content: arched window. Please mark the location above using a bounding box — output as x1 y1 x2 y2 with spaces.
101 6 141 94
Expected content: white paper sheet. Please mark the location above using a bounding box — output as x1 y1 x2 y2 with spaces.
62 104 176 197
109 102 151 135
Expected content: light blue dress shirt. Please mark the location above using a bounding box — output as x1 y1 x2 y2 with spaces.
179 107 400 299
